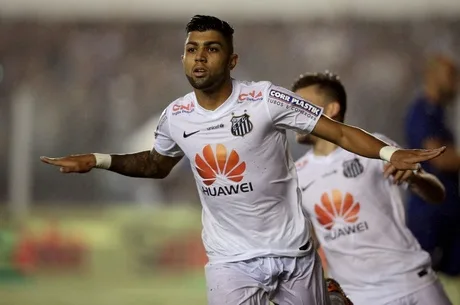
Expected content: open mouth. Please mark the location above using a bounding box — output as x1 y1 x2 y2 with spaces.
193 67 207 77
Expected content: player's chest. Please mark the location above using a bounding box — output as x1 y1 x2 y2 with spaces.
299 157 381 211
171 104 271 156
300 158 386 241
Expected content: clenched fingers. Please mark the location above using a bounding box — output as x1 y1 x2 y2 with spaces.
383 163 414 184
393 170 405 184
400 169 414 184
383 163 396 178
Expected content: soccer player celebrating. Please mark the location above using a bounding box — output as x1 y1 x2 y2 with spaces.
293 71 452 305
41 16 445 305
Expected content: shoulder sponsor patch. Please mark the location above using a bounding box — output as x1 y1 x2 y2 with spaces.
172 101 195 115
269 89 321 116
238 90 263 102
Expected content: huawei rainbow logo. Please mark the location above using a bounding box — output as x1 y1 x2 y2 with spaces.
314 190 369 241
195 144 246 185
195 144 253 197
314 190 360 230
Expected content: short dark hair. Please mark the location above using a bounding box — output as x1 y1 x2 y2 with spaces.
291 71 347 120
186 15 235 53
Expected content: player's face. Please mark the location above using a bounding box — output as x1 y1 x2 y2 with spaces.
182 30 237 91
437 61 458 104
294 85 329 145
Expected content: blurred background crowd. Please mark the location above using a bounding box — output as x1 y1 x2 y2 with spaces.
0 1 459 304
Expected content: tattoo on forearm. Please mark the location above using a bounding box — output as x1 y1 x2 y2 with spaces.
109 150 166 178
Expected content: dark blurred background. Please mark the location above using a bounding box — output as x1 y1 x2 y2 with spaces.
0 1 459 304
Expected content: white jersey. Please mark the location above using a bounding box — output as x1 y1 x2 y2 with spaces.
296 134 436 305
154 79 323 263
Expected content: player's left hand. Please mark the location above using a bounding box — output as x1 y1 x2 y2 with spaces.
388 147 446 171
383 163 415 185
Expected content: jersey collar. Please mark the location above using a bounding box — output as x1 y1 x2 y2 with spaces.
193 79 240 118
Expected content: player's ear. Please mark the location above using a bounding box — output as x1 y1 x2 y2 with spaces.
181 54 185 64
325 101 341 119
229 54 238 70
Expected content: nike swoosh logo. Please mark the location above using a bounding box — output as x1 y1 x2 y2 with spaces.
322 170 337 178
183 130 200 138
301 180 315 192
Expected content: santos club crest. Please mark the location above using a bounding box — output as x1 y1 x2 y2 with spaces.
342 158 364 178
231 112 253 137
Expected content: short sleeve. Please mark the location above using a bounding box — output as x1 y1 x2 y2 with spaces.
372 133 401 148
153 109 184 157
264 85 323 133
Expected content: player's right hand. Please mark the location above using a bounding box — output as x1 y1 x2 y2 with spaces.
389 147 446 170
40 154 96 173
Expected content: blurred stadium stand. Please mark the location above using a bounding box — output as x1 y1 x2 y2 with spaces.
0 1 459 304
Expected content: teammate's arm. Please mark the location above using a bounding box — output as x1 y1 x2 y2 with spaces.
408 169 445 203
383 163 445 204
40 149 182 179
311 115 446 170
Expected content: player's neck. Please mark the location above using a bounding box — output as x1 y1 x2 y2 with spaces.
313 140 338 156
194 78 234 111
423 84 442 105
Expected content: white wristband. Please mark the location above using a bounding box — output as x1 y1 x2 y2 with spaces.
93 153 112 169
379 146 400 162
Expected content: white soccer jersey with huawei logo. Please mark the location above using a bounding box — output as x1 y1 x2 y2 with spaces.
296 136 436 305
154 79 323 263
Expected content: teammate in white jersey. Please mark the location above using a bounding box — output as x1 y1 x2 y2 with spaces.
40 16 446 305
292 71 452 305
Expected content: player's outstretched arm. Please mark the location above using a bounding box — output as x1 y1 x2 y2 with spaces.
311 115 446 170
423 138 460 172
40 149 182 179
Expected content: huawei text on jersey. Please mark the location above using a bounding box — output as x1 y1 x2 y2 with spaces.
315 190 369 241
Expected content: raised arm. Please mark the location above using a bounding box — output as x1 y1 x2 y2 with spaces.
41 106 184 178
109 150 182 178
40 149 182 179
311 115 446 170
265 84 445 170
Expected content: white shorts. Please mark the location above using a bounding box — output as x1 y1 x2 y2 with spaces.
383 279 452 305
205 253 330 305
